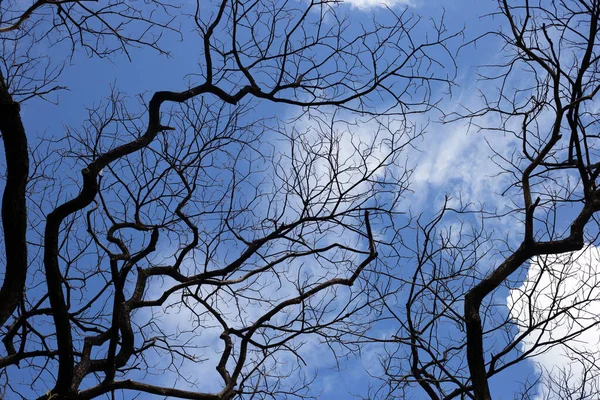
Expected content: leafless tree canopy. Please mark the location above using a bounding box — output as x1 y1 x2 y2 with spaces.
6 1 600 399
370 1 600 399
0 1 456 399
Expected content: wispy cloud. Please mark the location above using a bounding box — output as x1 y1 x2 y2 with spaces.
399 111 520 222
341 0 413 10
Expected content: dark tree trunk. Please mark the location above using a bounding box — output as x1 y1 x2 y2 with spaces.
0 72 29 328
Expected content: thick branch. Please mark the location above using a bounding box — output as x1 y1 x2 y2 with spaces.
464 192 600 399
0 72 29 328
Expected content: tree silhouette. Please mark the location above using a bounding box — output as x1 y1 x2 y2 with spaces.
373 1 600 399
0 1 456 398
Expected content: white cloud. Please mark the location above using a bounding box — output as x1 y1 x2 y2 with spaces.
403 118 519 216
342 0 413 9
269 109 415 223
508 246 600 399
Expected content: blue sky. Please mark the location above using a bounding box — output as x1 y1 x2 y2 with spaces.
6 0 600 399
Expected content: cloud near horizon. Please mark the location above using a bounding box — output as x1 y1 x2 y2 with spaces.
342 0 413 10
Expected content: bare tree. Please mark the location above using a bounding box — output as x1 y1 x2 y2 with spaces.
371 1 600 399
0 1 456 399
